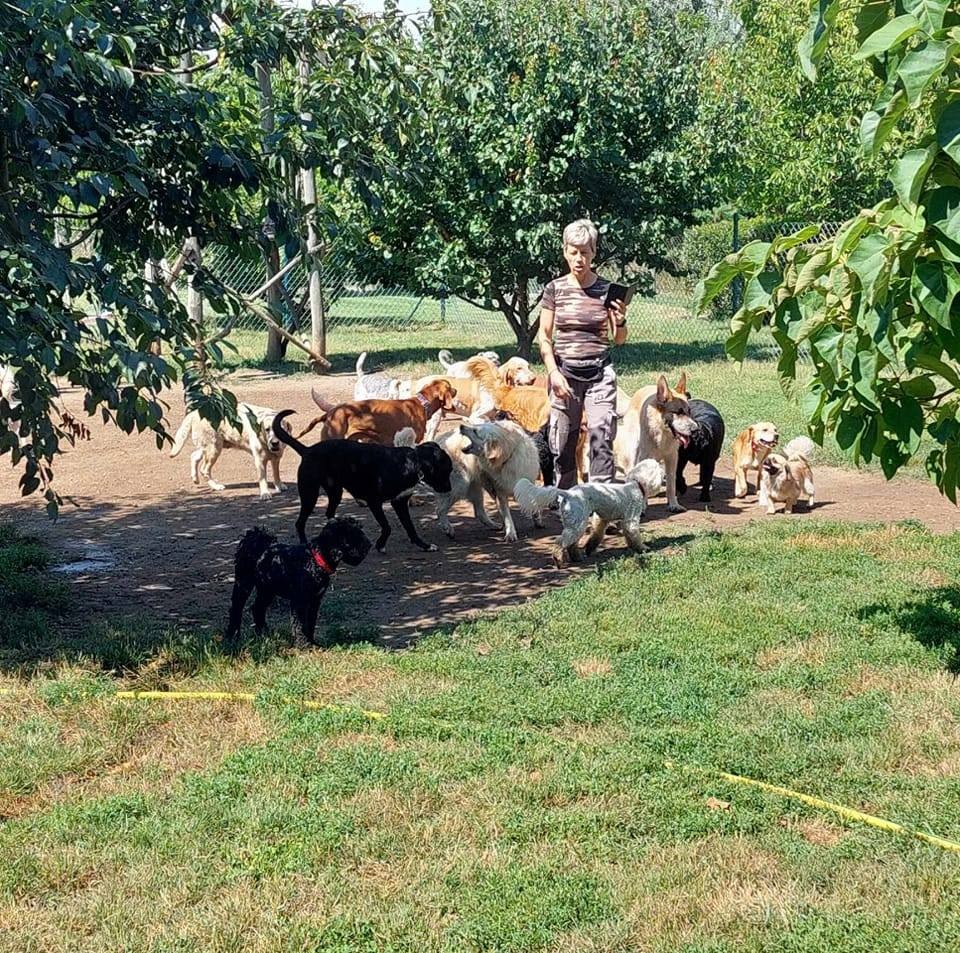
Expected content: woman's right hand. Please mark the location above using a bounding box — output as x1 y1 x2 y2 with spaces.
548 369 573 401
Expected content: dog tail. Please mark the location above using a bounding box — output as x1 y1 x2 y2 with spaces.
625 458 665 498
169 415 192 457
356 351 369 380
272 410 310 456
394 426 417 448
438 349 454 371
311 387 337 413
514 478 561 516
784 436 816 461
465 355 499 394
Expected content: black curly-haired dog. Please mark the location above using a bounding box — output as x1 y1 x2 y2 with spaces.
272 410 453 552
676 398 726 502
224 516 371 650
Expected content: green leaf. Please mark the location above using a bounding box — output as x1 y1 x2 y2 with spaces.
743 270 779 312
890 143 938 207
833 213 873 257
926 186 960 243
795 249 832 293
937 99 960 164
846 231 889 301
836 412 863 451
725 309 755 363
852 348 879 407
854 15 921 60
738 241 773 276
771 224 820 256
855 1 889 45
911 259 960 327
693 256 741 314
860 91 907 155
122 172 149 198
903 0 949 33
902 376 938 400
897 40 956 107
798 0 840 82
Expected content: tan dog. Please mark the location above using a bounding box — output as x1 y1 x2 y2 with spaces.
614 373 697 512
759 437 816 514
169 402 290 500
404 374 489 419
466 356 550 431
304 380 457 445
732 422 779 497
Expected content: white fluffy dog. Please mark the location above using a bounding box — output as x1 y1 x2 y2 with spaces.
514 459 665 566
169 402 290 500
435 420 540 542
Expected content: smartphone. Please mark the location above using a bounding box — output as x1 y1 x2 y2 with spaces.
603 283 635 309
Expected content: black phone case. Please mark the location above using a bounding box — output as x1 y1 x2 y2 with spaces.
604 283 633 308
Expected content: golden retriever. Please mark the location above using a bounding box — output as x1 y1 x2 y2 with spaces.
732 421 779 498
435 420 540 542
465 356 550 431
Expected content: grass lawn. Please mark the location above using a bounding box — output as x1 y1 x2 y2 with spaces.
3 519 960 950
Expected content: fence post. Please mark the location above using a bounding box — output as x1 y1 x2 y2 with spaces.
439 282 447 327
731 211 743 316
299 58 325 364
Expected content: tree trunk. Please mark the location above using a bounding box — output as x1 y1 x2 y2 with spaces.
185 237 206 371
145 258 162 356
257 62 284 365
495 278 540 359
299 58 326 365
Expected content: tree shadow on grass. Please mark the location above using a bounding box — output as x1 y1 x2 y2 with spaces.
858 587 960 674
233 335 776 379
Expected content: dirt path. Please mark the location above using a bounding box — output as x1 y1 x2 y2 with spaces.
3 369 959 648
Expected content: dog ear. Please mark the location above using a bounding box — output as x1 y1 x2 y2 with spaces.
484 435 503 464
675 372 687 397
656 375 669 403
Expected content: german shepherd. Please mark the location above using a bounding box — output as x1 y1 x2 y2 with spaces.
614 373 698 512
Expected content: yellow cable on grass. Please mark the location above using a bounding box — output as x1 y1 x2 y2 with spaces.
669 761 960 854
115 689 386 721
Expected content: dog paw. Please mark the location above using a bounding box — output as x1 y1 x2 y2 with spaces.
666 502 686 513
424 543 438 552
259 491 272 502
504 530 518 544
275 484 285 493
209 481 226 492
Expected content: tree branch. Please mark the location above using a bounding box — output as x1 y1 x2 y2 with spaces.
63 197 136 250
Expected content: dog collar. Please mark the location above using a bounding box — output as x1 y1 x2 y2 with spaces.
310 547 335 574
415 393 432 409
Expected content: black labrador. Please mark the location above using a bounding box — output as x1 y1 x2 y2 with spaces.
273 410 453 551
676 398 726 502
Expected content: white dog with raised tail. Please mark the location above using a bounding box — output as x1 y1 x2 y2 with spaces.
515 459 664 567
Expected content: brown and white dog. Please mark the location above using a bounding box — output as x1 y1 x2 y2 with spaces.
299 380 457 446
614 373 698 512
732 422 779 498
759 437 816 514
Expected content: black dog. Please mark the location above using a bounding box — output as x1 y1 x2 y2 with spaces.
225 517 371 649
273 411 453 551
676 398 726 502
494 410 555 486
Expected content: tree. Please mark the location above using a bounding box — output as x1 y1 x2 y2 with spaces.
696 0 960 499
1 0 415 508
695 0 899 219
337 0 714 358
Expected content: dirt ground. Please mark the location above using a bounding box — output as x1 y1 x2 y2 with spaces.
4 369 960 648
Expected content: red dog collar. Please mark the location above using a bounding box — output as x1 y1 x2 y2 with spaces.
310 548 334 574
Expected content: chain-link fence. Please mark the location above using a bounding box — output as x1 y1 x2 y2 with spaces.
174 219 844 367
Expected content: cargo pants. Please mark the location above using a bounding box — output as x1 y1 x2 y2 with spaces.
548 362 618 489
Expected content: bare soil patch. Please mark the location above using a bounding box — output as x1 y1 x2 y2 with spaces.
3 369 960 649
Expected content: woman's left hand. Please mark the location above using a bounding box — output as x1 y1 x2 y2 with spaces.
608 300 626 326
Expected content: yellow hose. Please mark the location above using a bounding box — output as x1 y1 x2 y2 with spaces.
668 761 960 854
114 689 386 721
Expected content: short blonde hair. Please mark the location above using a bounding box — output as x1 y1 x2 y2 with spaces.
562 218 598 254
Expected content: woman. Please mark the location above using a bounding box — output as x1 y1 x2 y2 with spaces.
539 219 628 488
